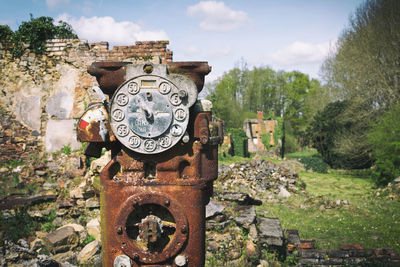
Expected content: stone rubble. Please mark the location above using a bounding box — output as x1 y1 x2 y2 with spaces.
0 102 399 266
217 157 301 200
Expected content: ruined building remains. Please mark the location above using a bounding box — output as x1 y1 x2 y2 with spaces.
243 111 278 153
0 39 172 154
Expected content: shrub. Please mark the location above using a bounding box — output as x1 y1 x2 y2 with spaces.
0 25 13 43
0 208 35 242
284 133 300 154
62 144 71 155
1 14 77 57
300 156 329 173
306 100 372 169
82 235 96 246
368 102 400 185
227 128 248 157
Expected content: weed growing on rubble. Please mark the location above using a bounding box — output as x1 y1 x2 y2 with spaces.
61 144 71 155
82 235 96 246
40 210 57 232
0 208 35 242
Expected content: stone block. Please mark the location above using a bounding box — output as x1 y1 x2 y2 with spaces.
285 229 300 246
85 197 100 209
77 240 100 263
233 205 256 228
257 217 283 247
52 251 77 265
45 119 81 153
298 249 326 259
327 249 350 258
319 258 343 265
206 201 225 219
298 258 319 265
15 94 41 132
43 226 79 253
374 247 395 256
86 218 101 240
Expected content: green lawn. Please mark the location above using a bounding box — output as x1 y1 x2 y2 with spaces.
257 170 400 252
219 152 400 253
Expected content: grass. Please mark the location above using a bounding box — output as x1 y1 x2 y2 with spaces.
218 149 400 253
286 149 319 159
257 169 400 252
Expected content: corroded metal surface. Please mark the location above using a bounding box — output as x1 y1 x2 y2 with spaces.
87 61 131 95
80 61 221 267
88 61 211 95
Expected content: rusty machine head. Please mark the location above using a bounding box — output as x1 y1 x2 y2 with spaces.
77 60 223 267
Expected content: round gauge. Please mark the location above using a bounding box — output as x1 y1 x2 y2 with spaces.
110 75 190 154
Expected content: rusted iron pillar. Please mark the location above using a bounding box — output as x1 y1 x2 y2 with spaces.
77 61 222 266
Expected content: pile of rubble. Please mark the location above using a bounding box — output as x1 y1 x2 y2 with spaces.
0 152 108 266
217 156 303 199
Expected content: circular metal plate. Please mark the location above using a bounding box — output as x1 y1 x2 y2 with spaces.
115 193 188 264
110 75 190 154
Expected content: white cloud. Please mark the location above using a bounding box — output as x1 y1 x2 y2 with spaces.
56 14 169 45
208 45 231 58
46 0 70 10
183 45 200 57
187 1 248 31
263 41 333 66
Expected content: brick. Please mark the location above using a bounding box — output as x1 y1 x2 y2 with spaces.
299 240 315 249
340 244 364 250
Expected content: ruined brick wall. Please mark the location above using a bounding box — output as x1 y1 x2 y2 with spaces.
45 39 172 63
0 39 173 153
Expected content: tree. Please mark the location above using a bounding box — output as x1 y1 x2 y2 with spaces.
1 14 77 57
317 0 400 169
0 25 13 43
306 100 373 169
207 62 323 154
321 0 400 108
368 102 400 185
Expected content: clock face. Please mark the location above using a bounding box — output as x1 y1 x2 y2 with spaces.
110 75 189 154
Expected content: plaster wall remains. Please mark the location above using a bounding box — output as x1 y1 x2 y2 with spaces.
0 39 173 152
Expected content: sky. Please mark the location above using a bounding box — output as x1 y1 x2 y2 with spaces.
1 0 364 83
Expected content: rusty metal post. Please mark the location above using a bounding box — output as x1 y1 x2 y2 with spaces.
77 61 222 266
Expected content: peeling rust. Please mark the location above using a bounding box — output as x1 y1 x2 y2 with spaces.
87 61 131 95
81 60 216 266
167 62 211 93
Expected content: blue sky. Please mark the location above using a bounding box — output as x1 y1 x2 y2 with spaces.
1 0 363 82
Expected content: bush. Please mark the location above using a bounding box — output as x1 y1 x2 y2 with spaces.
1 14 77 57
0 208 35 242
227 128 248 157
368 102 400 185
284 133 300 154
306 100 372 169
0 25 13 43
300 156 329 173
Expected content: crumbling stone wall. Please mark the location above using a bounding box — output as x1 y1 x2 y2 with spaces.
0 39 173 153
